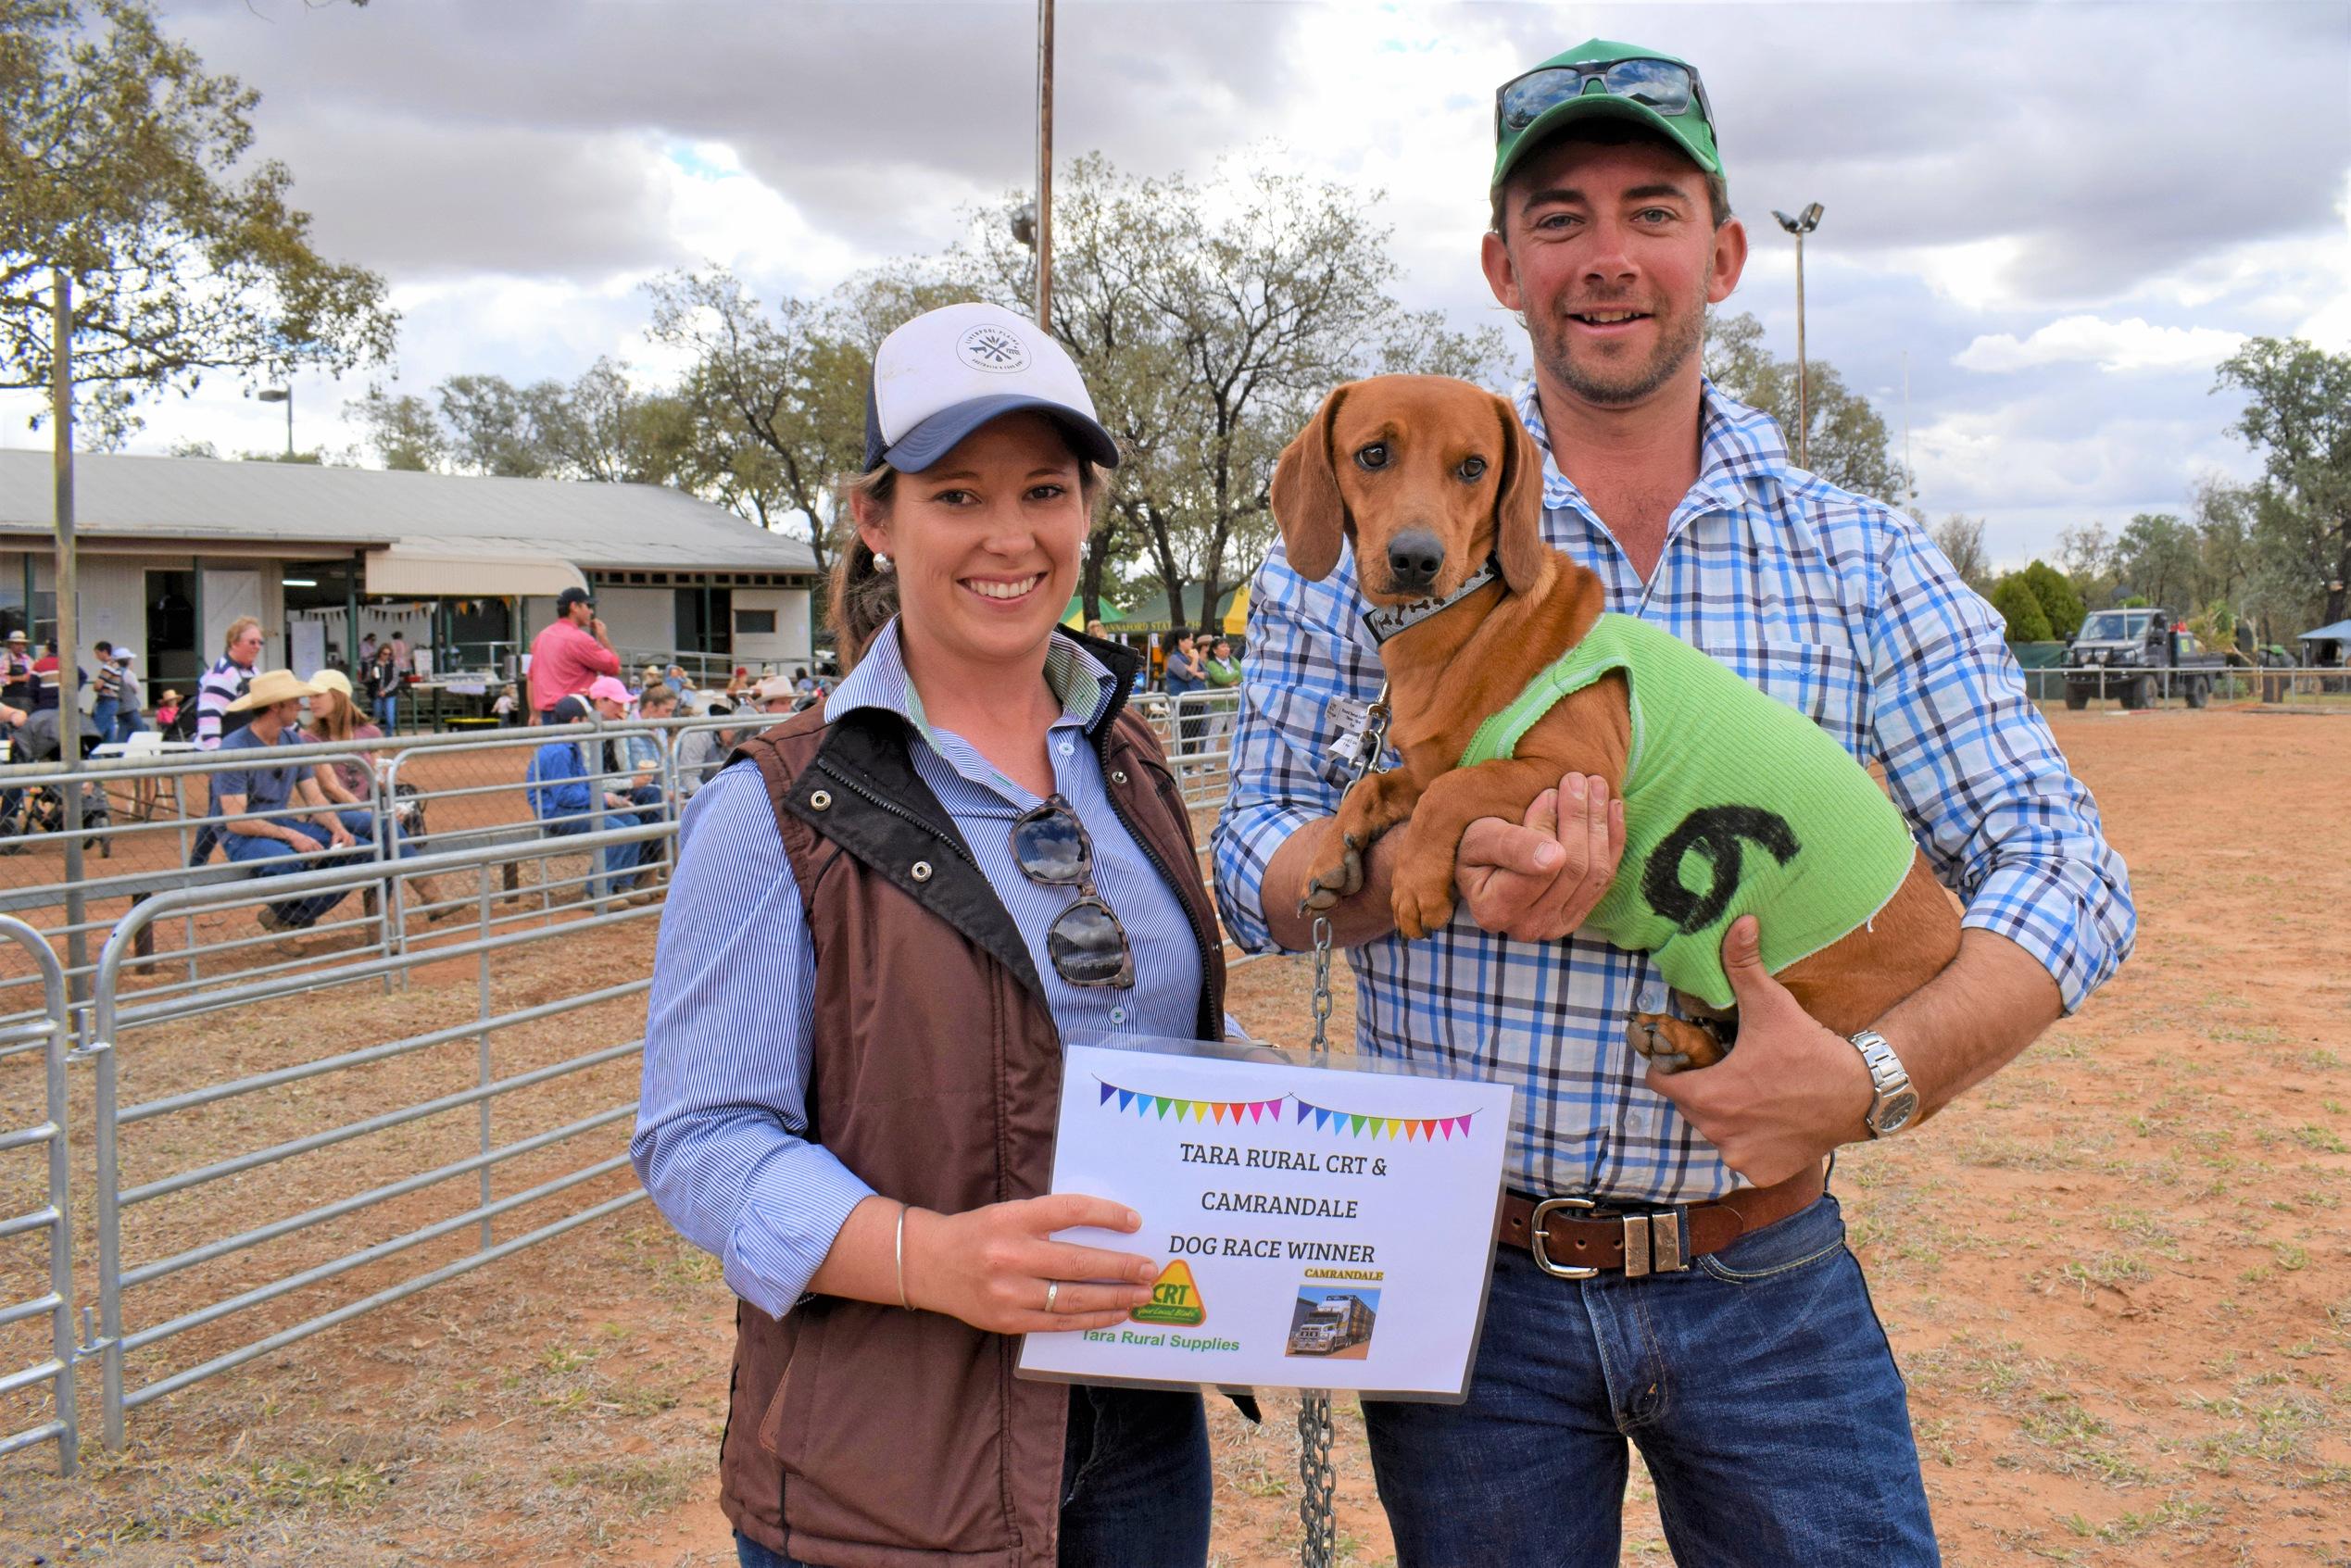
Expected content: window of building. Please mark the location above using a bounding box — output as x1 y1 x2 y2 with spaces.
735 608 775 635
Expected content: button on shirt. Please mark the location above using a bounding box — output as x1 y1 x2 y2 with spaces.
632 621 1206 1319
1212 380 2136 1206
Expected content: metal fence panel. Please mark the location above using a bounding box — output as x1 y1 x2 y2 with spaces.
0 914 75 1474
86 822 668 1454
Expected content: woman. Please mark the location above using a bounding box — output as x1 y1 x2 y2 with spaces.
633 302 1226 1568
368 640 401 733
301 669 383 809
1201 635 1241 758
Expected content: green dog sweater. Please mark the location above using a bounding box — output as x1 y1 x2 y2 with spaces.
1458 613 1915 1010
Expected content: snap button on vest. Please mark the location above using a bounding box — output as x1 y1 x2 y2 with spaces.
810 788 832 809
1110 769 1128 784
911 859 934 882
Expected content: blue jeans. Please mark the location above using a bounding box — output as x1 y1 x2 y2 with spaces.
111 707 144 744
374 690 397 732
733 1385 1210 1568
541 807 646 899
1363 1192 1938 1568
90 696 117 745
220 822 366 928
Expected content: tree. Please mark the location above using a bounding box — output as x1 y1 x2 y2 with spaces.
3 0 396 431
1703 311 1908 502
645 268 878 577
346 384 446 471
2215 336 2351 629
1987 574 2052 642
964 154 1511 627
434 373 548 478
2057 521 2118 606
2113 511 2200 608
2017 559 2085 642
1928 513 1990 594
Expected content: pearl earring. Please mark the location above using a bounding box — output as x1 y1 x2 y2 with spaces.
874 553 893 573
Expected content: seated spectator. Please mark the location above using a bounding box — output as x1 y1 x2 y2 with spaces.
210 672 371 943
524 684 650 900
299 669 383 807
673 696 738 798
154 689 184 736
792 665 815 694
748 674 802 718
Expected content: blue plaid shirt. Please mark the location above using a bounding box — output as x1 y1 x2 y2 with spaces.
1211 381 2136 1204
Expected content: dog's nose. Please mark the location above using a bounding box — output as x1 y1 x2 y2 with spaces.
1386 530 1444 593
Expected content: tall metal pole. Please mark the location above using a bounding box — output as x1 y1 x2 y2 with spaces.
1792 231 1808 471
51 270 88 999
283 386 295 458
1034 0 1054 327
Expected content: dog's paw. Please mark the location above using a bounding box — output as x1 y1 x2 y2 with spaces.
1390 868 1457 942
1626 1013 1729 1074
1297 834 1365 914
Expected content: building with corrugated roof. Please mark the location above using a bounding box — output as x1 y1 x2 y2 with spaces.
0 450 820 688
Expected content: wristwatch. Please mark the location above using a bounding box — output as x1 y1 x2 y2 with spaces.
1846 1029 1919 1138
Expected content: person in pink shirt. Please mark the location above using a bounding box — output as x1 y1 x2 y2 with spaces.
527 585 622 721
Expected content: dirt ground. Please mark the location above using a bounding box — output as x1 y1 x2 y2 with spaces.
3 707 2348 1566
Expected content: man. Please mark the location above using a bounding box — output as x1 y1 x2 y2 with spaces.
747 674 800 716
211 670 369 941
195 616 264 751
524 681 648 899
1213 40 2135 1566
109 647 145 742
526 585 622 721
88 641 120 743
0 629 32 712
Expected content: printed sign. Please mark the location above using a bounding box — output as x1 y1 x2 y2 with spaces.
1016 1037 1512 1400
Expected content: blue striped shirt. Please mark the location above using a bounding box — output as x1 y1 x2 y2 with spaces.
1211 380 2136 1205
631 621 1207 1319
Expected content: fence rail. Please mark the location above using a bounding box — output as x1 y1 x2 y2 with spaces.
0 916 74 1474
0 695 1247 1476
2021 662 2351 705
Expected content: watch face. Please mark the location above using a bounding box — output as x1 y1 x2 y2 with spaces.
1876 1089 1920 1133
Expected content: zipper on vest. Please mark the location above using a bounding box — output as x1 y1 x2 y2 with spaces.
1096 728 1219 1036
813 758 978 868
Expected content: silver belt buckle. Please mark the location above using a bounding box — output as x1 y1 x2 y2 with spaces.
1528 1196 1601 1279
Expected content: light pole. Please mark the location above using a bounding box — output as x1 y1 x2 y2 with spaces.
1033 0 1055 326
252 387 291 460
1770 203 1824 470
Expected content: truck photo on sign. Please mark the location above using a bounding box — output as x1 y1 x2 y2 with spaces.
1017 1037 1514 1400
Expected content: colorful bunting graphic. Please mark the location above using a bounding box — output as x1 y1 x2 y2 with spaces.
1094 1079 1287 1126
1290 1095 1479 1142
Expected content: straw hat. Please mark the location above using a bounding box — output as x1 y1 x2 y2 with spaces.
225 670 322 712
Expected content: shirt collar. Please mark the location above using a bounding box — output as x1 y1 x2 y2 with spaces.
1512 378 1791 516
824 618 1119 749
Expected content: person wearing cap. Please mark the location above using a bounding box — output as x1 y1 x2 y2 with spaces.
210 671 370 937
525 585 622 722
1214 38 2133 1566
108 646 145 742
1 629 32 713
524 682 651 899
634 302 1229 1568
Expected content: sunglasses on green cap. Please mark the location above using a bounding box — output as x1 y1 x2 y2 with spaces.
1492 42 1722 189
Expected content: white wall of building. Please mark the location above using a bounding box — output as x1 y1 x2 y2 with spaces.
731 587 812 673
595 587 674 657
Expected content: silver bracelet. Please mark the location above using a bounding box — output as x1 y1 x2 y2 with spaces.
894 1203 911 1311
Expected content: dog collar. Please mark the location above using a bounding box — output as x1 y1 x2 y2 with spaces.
1361 554 1503 646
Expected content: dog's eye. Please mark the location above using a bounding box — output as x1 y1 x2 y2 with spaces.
1457 457 1489 482
1354 444 1389 470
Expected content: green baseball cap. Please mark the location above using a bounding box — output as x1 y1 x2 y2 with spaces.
1490 40 1723 192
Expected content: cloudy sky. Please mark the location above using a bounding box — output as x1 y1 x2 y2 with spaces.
10 0 2348 569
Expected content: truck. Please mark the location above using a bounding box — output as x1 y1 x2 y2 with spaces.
1286 1292 1377 1356
2061 608 2230 710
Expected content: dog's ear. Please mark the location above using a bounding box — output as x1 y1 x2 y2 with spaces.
1272 383 1352 582
1491 392 1553 596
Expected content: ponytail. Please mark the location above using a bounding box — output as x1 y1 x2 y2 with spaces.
829 466 899 673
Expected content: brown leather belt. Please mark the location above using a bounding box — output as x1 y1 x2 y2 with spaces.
1496 1160 1827 1279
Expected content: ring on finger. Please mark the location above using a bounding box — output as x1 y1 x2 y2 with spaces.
1044 1279 1060 1314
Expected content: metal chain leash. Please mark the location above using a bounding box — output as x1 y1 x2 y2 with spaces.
1298 683 1389 1568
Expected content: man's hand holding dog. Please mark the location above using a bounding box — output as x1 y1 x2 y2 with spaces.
1456 772 1625 942
1643 916 1874 1186
1274 769 1622 949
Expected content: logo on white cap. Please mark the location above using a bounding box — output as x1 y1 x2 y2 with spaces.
957 323 1031 374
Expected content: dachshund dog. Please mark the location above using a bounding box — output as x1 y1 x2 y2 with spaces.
1275 375 1960 1073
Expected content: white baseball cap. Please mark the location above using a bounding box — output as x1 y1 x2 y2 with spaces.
862 302 1119 474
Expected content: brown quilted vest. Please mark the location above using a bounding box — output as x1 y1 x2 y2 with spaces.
716 644 1226 1568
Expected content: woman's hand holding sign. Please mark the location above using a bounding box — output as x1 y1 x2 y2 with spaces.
811 1191 1160 1335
